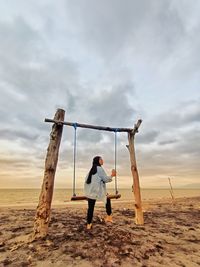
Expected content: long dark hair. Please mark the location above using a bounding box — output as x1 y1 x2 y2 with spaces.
86 156 101 184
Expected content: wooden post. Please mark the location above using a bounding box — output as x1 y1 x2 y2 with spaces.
168 177 175 204
127 120 144 225
33 109 65 238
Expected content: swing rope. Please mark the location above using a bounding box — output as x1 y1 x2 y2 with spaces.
71 126 120 200
72 123 77 196
114 129 118 194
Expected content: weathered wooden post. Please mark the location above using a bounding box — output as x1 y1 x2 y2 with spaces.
127 120 144 225
33 108 65 238
168 177 175 204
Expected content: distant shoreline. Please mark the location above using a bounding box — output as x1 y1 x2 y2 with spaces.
1 188 199 208
0 196 199 209
1 187 200 190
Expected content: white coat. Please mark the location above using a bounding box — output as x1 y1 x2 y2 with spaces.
84 166 112 203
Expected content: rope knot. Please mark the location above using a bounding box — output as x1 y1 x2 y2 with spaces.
73 123 77 130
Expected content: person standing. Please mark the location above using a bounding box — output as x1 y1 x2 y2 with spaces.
84 156 116 230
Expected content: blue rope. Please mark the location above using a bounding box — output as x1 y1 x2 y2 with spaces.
114 129 118 194
72 123 77 196
72 124 119 196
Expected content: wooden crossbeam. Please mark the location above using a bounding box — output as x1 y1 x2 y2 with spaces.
45 118 140 133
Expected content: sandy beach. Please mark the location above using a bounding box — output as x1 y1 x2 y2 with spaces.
0 197 200 267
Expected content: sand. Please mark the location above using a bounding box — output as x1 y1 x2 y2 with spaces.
0 197 200 267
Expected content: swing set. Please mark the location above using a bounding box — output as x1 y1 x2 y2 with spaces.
33 109 144 239
70 122 121 201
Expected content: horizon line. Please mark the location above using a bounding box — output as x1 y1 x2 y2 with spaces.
0 187 200 190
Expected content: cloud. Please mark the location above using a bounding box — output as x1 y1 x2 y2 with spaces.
158 139 178 145
135 99 200 186
0 1 200 188
65 0 195 64
138 130 160 144
87 82 136 126
145 98 200 132
0 15 84 149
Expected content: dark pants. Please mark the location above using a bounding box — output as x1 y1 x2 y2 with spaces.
87 198 112 224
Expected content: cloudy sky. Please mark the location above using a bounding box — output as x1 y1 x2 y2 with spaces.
0 0 200 190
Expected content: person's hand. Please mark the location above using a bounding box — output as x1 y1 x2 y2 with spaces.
111 169 116 177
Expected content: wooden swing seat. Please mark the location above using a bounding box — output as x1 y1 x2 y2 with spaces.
71 193 121 201
107 193 121 199
71 195 87 201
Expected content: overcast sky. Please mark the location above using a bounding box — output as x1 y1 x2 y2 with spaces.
0 0 200 189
